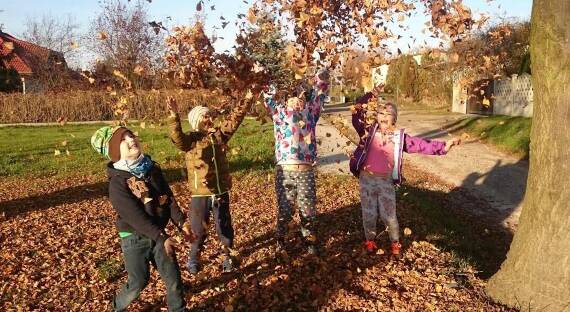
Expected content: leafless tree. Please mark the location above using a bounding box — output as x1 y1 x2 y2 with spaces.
89 0 165 86
21 13 81 68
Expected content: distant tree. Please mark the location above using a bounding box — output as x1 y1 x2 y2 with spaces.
416 54 454 103
341 50 369 95
386 55 420 100
449 19 531 78
240 13 295 93
19 14 81 91
89 0 164 87
21 14 81 66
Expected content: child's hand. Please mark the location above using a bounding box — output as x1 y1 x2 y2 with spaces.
287 97 304 111
163 237 178 257
350 103 363 114
166 96 178 116
371 84 385 97
445 137 461 152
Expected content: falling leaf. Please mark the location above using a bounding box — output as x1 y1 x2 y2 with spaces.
54 149 61 156
133 65 145 76
113 70 128 81
403 227 412 236
56 116 67 126
2 41 14 51
98 31 108 40
451 53 460 63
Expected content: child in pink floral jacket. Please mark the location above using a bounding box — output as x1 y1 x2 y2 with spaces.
263 70 329 255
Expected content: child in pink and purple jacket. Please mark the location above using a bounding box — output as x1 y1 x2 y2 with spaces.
349 91 460 255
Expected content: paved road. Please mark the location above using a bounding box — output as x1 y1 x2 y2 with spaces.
316 103 528 230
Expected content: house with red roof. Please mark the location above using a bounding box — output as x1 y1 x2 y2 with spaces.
0 31 67 93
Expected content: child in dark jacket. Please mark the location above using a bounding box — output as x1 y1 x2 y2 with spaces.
91 126 191 312
349 90 460 255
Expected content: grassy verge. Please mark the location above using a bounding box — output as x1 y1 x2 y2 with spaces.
451 115 531 158
0 118 274 178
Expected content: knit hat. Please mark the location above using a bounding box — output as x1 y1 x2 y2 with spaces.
187 106 210 132
91 126 131 162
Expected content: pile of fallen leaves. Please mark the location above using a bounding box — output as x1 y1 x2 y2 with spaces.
0 169 514 311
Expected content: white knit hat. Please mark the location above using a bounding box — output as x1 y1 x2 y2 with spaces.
187 106 210 132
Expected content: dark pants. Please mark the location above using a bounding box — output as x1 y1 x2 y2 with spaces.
188 192 234 262
275 168 318 243
113 234 186 312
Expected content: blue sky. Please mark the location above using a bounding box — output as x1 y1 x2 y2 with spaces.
0 0 532 68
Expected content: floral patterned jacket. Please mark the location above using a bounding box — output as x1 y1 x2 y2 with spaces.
263 81 328 165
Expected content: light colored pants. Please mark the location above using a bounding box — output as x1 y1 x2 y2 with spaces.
359 173 399 242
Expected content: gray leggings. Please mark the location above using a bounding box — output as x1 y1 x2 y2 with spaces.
275 168 317 242
359 174 400 242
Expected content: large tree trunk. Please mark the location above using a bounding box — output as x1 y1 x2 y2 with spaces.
486 0 570 310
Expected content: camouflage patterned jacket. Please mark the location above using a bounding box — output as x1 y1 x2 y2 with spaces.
167 99 252 196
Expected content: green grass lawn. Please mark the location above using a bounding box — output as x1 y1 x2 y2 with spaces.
452 115 531 158
0 118 275 178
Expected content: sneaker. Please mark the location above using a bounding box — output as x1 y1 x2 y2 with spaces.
391 241 402 255
364 240 378 253
222 257 234 273
187 259 199 275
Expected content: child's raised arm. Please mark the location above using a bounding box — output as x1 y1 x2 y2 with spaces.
262 86 279 116
219 89 256 141
351 92 375 137
166 97 198 152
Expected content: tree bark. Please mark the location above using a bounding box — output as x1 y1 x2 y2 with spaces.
486 0 570 311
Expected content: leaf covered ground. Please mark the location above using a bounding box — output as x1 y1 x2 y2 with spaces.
0 167 515 311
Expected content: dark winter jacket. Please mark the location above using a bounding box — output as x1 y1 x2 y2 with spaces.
107 162 185 244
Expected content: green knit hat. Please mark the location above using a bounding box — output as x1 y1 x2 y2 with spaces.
91 126 130 161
